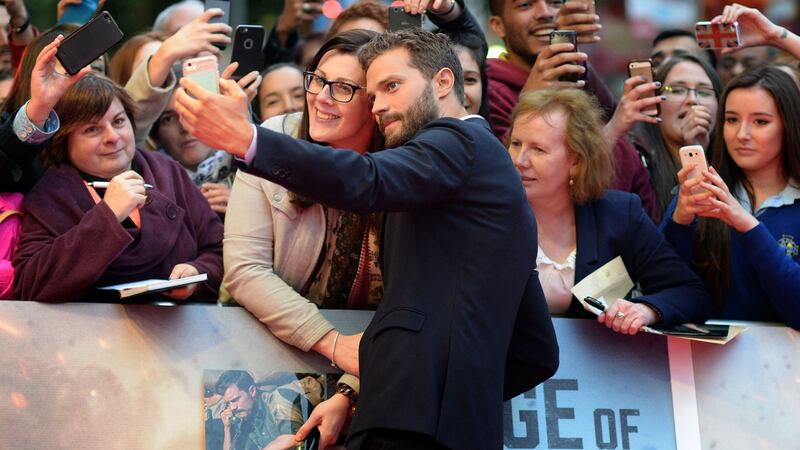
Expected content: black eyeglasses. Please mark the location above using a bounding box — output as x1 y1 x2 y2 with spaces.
662 84 717 102
303 71 364 103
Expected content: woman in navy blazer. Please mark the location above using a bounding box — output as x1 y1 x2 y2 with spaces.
507 89 711 334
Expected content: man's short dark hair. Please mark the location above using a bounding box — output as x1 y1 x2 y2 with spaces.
215 370 255 395
358 30 465 104
652 29 696 47
488 0 504 16
652 29 717 68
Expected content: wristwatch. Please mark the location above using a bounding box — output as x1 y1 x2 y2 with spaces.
11 16 31 34
336 383 358 405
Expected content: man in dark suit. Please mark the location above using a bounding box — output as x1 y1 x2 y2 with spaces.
176 30 558 450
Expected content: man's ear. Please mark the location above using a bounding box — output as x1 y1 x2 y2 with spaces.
488 15 507 40
249 386 257 397
433 67 455 100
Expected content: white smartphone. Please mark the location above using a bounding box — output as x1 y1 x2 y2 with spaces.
679 145 709 194
695 21 741 49
183 55 219 94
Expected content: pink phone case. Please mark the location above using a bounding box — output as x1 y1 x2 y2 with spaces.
182 56 219 94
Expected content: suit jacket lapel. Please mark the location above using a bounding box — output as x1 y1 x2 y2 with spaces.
574 201 599 282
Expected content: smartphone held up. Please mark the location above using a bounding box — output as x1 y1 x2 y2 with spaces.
679 145 710 196
695 21 741 49
56 11 124 75
627 59 659 117
549 30 582 83
183 55 220 95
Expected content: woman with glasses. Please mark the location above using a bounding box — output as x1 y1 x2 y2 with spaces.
13 74 224 301
633 54 722 219
662 65 800 330
223 31 381 439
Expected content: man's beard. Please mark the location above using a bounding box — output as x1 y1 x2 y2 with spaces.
381 83 440 148
504 26 544 67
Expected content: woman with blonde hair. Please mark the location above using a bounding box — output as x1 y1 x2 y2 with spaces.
508 88 710 334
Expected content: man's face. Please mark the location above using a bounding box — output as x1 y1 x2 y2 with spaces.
491 0 563 64
717 46 772 87
222 385 256 418
650 35 708 71
157 95 215 170
366 48 440 148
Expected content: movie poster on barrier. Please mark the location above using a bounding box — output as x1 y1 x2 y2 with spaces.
203 370 341 450
503 319 677 450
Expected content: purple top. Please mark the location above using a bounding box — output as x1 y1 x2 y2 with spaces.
13 149 223 301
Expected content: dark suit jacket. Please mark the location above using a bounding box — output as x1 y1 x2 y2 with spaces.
248 116 559 449
563 190 711 324
0 110 50 194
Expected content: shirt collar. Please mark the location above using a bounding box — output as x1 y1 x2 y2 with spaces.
736 179 800 216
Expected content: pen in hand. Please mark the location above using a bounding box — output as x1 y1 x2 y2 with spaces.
88 181 154 190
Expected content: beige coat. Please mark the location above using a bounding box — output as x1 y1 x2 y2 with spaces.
223 113 358 390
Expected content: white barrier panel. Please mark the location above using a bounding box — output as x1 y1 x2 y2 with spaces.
0 302 796 449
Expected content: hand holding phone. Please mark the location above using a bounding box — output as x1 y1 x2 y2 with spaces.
627 59 658 117
549 30 583 83
56 11 123 75
205 0 230 49
679 145 710 197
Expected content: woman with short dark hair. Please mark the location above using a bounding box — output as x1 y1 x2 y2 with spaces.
13 74 223 302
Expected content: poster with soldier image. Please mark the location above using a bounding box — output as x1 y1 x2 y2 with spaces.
203 370 337 450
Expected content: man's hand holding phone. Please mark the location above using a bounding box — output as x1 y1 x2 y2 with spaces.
522 42 587 93
555 0 601 44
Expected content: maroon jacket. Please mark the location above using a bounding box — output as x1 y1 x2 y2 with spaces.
487 58 659 222
13 149 223 301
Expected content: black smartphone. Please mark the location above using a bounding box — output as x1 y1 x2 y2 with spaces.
56 11 124 75
584 296 606 312
231 25 265 80
388 6 422 31
205 0 230 25
549 30 580 83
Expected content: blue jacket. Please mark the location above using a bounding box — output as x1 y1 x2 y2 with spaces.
564 191 711 325
661 196 800 330
248 116 559 450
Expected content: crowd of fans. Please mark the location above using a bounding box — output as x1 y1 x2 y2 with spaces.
0 0 799 446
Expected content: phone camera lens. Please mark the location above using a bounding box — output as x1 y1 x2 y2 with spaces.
243 38 253 50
